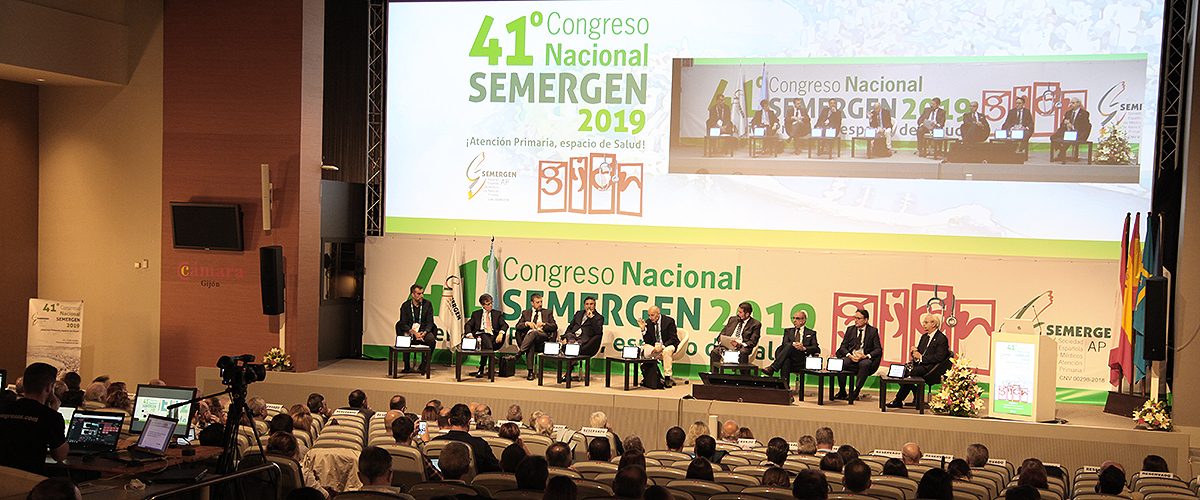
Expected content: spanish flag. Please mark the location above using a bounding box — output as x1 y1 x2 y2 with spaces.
1108 213 1138 386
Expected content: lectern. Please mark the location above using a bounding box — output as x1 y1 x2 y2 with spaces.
990 326 1057 422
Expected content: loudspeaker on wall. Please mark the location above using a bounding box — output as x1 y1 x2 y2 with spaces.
260 246 285 315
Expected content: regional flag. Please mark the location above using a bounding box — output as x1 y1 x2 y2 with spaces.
1108 213 1133 386
486 239 502 315
1132 215 1158 382
439 241 464 348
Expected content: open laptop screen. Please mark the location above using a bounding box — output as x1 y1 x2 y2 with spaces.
136 414 177 453
131 384 196 437
67 411 124 447
564 343 581 356
826 357 844 372
543 343 561 355
622 346 639 359
888 364 907 378
804 357 823 371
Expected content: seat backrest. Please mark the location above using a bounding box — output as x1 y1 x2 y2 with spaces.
827 493 871 500
865 484 906 500
549 467 583 479
574 478 615 498
709 494 772 500
335 491 410 500
649 466 689 481
714 472 761 489
732 466 770 479
575 460 620 480
493 489 546 500
380 443 426 489
872 476 918 500
471 472 518 495
650 450 694 463
666 479 730 500
667 489 698 500
741 486 794 500
952 480 988 500
824 472 844 489
1141 486 1196 497
721 456 751 467
422 440 449 459
407 482 479 500
522 434 553 456
674 330 691 359
729 450 768 462
0 466 47 499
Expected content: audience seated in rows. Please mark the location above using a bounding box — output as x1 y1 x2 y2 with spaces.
844 459 871 493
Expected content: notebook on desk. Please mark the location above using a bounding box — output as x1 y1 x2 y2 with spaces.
105 414 176 462
66 411 124 456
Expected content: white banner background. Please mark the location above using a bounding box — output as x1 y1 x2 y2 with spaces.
27 298 83 374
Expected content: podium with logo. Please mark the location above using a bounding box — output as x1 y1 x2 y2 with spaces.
989 320 1057 422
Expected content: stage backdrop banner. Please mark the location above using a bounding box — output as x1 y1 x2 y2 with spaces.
27 298 83 374
677 57 1146 145
365 235 1118 393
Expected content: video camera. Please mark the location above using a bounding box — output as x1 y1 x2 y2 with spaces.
217 354 267 387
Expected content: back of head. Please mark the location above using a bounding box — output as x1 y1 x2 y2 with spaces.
815 427 834 449
391 415 415 443
1097 465 1126 495
516 455 549 490
427 399 443 412
694 434 716 460
349 389 367 409
881 458 908 477
62 372 82 391
901 443 922 464
535 415 554 436
798 435 817 455
270 413 294 434
390 395 406 411
686 421 710 446
1005 485 1040 500
762 467 790 488
28 477 79 500
1142 454 1169 473
506 404 522 422
501 443 528 473
247 396 266 417
198 423 225 447
439 441 472 480
836 445 859 465
448 403 472 427
916 468 954 500
23 363 58 397
623 435 645 455
358 446 393 483
721 420 739 440
1017 461 1048 489
590 411 609 428
966 443 989 468
819 453 844 472
475 413 495 431
499 422 521 441
686 457 714 481
947 458 972 480
618 450 646 471
588 436 612 461
267 431 299 457
384 409 404 432
84 382 106 403
767 437 790 465
613 465 648 498
421 405 439 422
644 485 672 500
306 393 325 414
844 460 871 493
793 469 830 500
544 475 578 500
546 442 573 468
666 426 686 451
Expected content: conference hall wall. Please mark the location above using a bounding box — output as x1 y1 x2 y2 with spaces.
367 0 1162 401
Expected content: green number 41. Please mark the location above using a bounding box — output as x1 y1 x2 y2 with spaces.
470 15 533 66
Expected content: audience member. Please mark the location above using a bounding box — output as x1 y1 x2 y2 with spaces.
107 382 127 394
1017 459 1048 489
544 475 578 500
882 458 908 477
612 466 648 499
383 409 404 435
421 405 440 424
589 436 612 461
665 426 686 453
198 423 224 447
736 427 755 442
475 413 495 432
13 377 24 396
27 477 81 500
356 446 403 494
507 404 523 423
439 441 473 482
61 372 82 391
686 457 715 481
344 389 373 418
766 437 789 466
92 375 110 388
815 427 835 453
685 421 710 447
59 389 83 408
535 415 555 437
148 379 167 386
819 453 844 472
0 389 17 409
793 469 829 500
966 443 989 468
643 485 672 500
836 444 859 465
916 468 954 500
266 431 304 461
623 434 644 455
516 455 550 491
208 396 229 424
844 460 871 493
426 399 443 413
306 393 331 419
947 458 972 480
501 443 528 473
1006 485 1040 500
762 466 790 487
1097 463 1127 495
432 403 501 473
902 442 923 465
391 416 416 445
104 390 132 413
694 435 726 469
1142 454 1169 473
53 380 67 400
499 421 522 441
618 450 646 471
0 362 67 475
528 410 545 430
292 411 314 435
546 441 573 469
82 382 106 410
719 420 739 442
797 435 818 455
390 394 407 412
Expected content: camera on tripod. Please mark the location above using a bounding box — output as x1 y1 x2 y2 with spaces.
217 354 267 387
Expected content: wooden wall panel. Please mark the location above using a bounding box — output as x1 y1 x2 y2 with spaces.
162 0 321 385
0 79 38 375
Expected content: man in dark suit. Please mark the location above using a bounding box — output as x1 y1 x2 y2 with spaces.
710 302 762 374
868 101 893 157
561 296 604 383
917 97 946 156
763 309 820 380
463 293 508 377
786 98 811 154
638 305 680 387
396 284 437 374
707 94 734 154
887 313 952 408
834 308 882 402
432 404 501 473
751 99 782 154
1002 95 1034 152
814 100 843 155
515 293 558 380
1050 97 1091 161
961 101 990 143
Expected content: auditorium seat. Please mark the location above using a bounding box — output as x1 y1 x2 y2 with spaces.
667 479 730 500
713 471 760 491
716 443 740 453
485 436 513 459
574 460 619 479
667 488 697 500
493 489 545 500
1073 494 1132 500
522 434 553 457
986 460 1015 483
239 453 304 499
741 486 793 500
781 460 810 475
572 478 615 498
824 471 844 490
370 435 397 447
295 429 313 448
407 482 480 500
1134 476 1190 492
970 468 1005 498
313 437 364 452
378 444 426 490
336 491 412 500
1143 493 1199 500
709 493 772 500
871 476 917 500
866 483 907 500
648 450 694 466
471 472 518 494
1142 486 1197 498
648 466 689 482
732 466 771 479
953 480 990 500
0 466 46 500
827 493 872 500
548 467 583 479
422 440 450 459
721 456 752 467
906 465 931 482
789 455 821 468
729 450 768 463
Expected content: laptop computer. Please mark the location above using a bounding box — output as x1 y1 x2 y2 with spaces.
66 411 124 456
994 129 1009 139
543 343 561 355
395 335 412 348
932 128 945 138
1011 129 1026 140
461 337 478 351
804 356 823 371
888 363 908 378
622 346 640 359
722 350 740 364
106 414 176 462
826 357 845 372
564 343 581 356
59 406 76 432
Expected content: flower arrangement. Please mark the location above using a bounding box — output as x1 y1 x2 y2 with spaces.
1132 399 1172 431
263 347 294 372
1095 124 1135 164
929 356 985 417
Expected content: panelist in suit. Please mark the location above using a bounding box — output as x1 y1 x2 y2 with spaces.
707 94 734 154
786 98 812 154
1002 95 1034 153
638 306 680 388
961 101 990 143
814 100 843 155
916 98 947 156
868 102 893 157
887 313 952 408
463 293 508 378
763 310 821 380
515 293 558 380
834 308 882 402
751 99 783 154
1050 97 1091 161
710 302 762 374
563 295 604 357
395 284 437 375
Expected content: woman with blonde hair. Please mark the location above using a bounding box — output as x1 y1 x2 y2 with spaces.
685 421 710 447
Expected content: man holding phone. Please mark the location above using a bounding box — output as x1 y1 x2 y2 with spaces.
638 306 679 388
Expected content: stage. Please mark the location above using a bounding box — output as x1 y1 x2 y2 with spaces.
668 145 1140 183
196 359 1193 478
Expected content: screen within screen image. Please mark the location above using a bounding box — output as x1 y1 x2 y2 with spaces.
131 384 197 437
385 0 1161 245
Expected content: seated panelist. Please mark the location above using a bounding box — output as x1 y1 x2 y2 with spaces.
515 293 558 380
464 293 508 377
395 284 437 374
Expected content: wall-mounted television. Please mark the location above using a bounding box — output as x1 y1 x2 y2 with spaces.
170 202 245 251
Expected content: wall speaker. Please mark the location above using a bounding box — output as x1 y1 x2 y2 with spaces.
1142 276 1167 361
260 246 285 315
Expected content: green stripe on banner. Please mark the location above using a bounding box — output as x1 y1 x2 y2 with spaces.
385 217 1116 260
692 54 1149 65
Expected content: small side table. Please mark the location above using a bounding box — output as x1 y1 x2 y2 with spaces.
605 357 652 391
879 376 927 414
799 370 855 406
453 348 497 382
389 346 431 379
539 354 591 388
